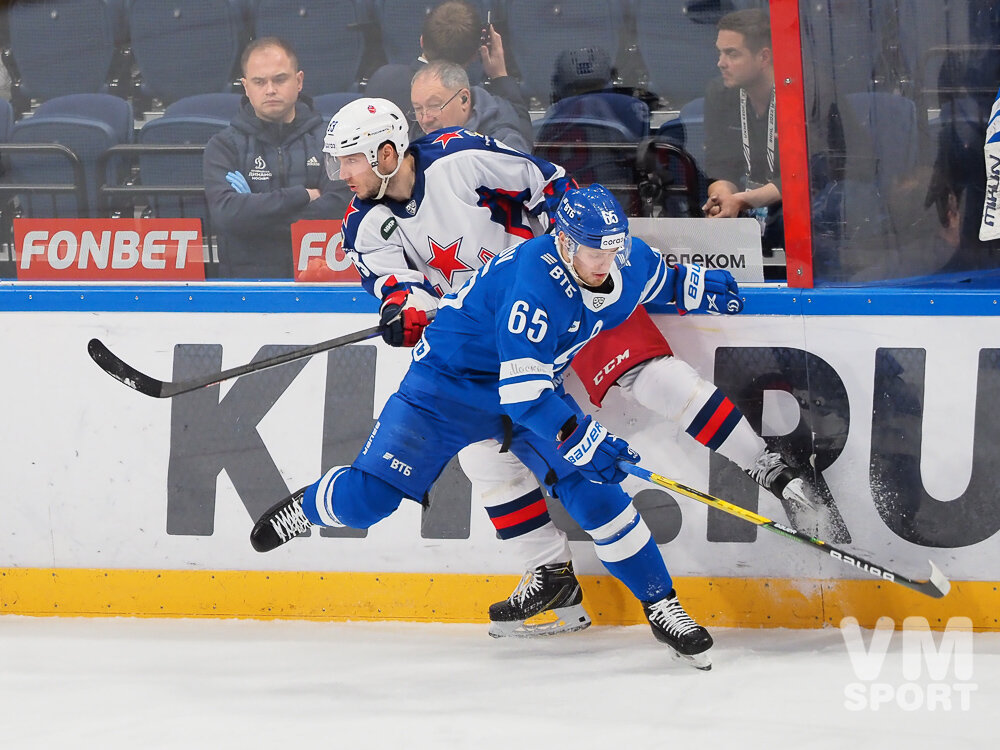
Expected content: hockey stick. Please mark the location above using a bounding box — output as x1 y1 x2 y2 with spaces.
89 323 383 399
620 462 950 599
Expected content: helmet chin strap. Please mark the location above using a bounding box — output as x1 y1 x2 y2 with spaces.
372 156 402 200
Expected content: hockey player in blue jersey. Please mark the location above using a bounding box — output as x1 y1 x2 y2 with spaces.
316 98 826 641
251 184 743 668
323 97 594 637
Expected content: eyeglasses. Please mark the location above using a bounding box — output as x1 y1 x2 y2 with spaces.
409 88 464 120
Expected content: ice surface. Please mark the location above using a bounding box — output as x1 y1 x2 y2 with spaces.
0 617 995 749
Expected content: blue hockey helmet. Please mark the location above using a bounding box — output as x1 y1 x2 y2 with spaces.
553 184 631 267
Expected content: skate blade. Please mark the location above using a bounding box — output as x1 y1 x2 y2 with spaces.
669 648 712 671
488 604 592 639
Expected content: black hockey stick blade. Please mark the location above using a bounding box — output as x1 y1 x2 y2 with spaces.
620 462 950 599
88 324 383 399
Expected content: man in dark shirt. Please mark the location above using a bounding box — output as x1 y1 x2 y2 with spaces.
702 9 783 252
203 37 349 278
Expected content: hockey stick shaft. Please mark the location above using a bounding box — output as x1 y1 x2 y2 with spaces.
89 323 382 399
620 462 950 599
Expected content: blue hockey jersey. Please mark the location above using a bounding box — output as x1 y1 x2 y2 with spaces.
404 234 678 442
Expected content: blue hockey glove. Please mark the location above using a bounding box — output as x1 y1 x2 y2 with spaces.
672 263 743 315
557 415 639 484
226 171 251 194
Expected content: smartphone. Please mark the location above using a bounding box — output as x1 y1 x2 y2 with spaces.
481 10 492 47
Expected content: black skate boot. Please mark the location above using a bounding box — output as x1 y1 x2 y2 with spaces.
643 590 714 670
746 450 821 514
488 561 592 638
250 488 313 552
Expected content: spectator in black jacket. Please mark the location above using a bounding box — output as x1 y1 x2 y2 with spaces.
410 61 533 153
204 37 349 278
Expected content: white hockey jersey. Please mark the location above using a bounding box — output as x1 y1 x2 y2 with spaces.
341 128 574 301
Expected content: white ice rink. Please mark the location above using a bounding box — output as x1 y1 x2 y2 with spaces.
0 616 995 749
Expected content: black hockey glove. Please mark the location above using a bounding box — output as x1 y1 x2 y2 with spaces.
379 288 437 347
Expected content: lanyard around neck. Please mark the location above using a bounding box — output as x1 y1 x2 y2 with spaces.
739 87 776 178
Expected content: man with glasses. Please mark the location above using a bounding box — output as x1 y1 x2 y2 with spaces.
410 60 533 153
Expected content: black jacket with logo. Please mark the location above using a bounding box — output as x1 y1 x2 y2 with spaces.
204 94 349 278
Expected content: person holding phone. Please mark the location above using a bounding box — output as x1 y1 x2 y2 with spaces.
366 1 528 139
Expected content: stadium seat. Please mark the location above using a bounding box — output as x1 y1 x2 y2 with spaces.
4 94 134 218
313 92 364 122
656 97 705 168
135 93 241 220
653 96 707 210
543 92 648 139
634 0 728 109
0 98 13 144
375 0 434 65
534 92 650 213
498 0 625 106
128 0 246 106
844 91 919 198
6 0 126 110
253 0 368 96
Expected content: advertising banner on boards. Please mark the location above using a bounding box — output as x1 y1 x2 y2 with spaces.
1 307 996 587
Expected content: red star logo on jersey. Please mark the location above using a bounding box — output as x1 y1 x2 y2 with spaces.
342 197 360 225
427 237 472 286
432 130 464 149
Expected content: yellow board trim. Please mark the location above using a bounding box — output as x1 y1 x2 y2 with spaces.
1 568 997 630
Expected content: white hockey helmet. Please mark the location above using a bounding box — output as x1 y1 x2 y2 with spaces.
323 98 409 197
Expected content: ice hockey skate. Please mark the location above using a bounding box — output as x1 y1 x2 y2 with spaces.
488 561 592 638
250 488 313 552
643 590 714 670
747 450 822 512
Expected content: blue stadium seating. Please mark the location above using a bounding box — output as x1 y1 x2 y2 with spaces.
253 0 368 96
498 0 625 106
128 0 246 105
4 94 134 217
534 92 650 213
7 0 124 108
136 93 241 220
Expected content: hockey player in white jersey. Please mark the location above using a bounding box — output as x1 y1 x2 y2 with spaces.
317 98 826 639
251 184 744 668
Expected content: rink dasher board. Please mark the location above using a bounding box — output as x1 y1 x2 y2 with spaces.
0 284 998 628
